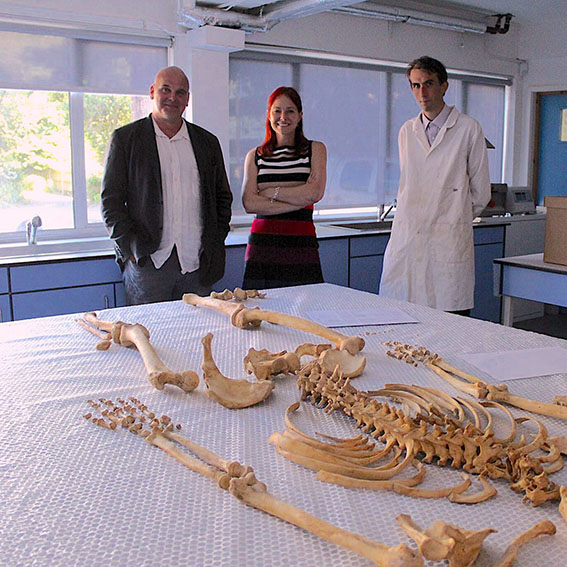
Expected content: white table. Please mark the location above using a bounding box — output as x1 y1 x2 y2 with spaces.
1 283 566 566
494 253 567 325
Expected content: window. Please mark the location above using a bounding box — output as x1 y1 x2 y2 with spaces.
0 29 167 242
229 50 509 218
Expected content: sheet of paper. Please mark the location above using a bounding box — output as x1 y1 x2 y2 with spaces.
306 308 419 328
460 346 567 381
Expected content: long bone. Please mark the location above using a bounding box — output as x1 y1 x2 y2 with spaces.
183 293 365 354
296 362 562 506
81 312 199 392
84 398 423 567
384 341 567 420
229 472 424 567
201 333 274 409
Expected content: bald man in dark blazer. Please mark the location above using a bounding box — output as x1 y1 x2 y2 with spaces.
101 66 232 305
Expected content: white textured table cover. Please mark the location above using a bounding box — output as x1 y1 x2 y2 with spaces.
1 283 566 567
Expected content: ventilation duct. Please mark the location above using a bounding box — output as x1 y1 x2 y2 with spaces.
178 0 363 33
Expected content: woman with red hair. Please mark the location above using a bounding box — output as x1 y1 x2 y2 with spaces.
241 86 327 289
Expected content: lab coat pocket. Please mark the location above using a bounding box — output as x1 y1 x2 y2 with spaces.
430 222 470 264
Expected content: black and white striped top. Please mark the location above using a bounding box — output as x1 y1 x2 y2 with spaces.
255 145 311 185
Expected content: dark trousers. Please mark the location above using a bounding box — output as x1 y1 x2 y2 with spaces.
123 247 211 305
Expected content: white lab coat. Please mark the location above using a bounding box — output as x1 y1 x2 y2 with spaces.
380 106 491 311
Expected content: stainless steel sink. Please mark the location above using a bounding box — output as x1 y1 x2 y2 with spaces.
330 220 393 231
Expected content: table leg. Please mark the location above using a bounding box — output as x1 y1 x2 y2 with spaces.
501 295 514 326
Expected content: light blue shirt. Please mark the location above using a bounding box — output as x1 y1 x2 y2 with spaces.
422 103 452 146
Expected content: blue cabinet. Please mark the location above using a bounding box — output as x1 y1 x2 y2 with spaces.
0 294 10 322
12 284 116 320
5 256 123 321
0 267 8 294
319 238 349 287
10 258 121 292
470 226 505 322
349 234 389 293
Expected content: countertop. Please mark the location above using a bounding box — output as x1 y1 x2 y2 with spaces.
0 217 513 267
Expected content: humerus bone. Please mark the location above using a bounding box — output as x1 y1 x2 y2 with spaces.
495 520 556 567
81 312 199 393
201 333 274 409
243 348 300 381
384 341 567 421
183 293 365 354
84 397 423 567
396 514 495 567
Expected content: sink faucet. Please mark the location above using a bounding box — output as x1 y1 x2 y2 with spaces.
26 215 42 245
378 201 395 222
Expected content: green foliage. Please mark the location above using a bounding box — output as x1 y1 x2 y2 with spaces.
84 94 132 163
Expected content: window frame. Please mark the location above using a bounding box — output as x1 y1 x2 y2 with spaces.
229 45 512 223
0 25 171 247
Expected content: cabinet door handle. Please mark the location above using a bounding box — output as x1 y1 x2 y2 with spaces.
0 307 3 323
104 295 110 309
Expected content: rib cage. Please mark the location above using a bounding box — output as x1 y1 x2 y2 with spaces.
296 362 561 506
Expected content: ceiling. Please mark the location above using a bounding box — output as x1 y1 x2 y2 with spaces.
194 0 563 29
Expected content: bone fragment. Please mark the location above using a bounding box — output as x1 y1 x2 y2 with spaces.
495 520 556 567
318 348 366 378
396 514 496 567
230 472 423 567
559 486 567 522
294 343 332 358
201 333 274 409
210 288 266 301
243 348 300 380
184 293 365 354
82 312 199 392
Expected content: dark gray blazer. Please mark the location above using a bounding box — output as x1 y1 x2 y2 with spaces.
101 115 232 286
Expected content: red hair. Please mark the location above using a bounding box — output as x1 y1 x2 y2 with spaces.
257 86 310 157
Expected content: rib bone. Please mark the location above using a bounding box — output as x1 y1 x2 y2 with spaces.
81 312 198 392
495 520 556 567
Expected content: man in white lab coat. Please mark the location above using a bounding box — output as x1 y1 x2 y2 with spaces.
380 56 491 315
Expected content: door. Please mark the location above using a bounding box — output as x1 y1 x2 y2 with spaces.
533 91 567 204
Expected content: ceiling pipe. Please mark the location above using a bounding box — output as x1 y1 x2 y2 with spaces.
332 4 488 34
178 0 363 33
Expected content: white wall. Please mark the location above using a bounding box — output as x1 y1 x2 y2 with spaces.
516 19 567 187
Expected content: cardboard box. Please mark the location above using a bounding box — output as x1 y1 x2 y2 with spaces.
544 196 567 265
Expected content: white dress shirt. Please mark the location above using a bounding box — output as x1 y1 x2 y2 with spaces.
150 117 202 274
422 103 452 146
